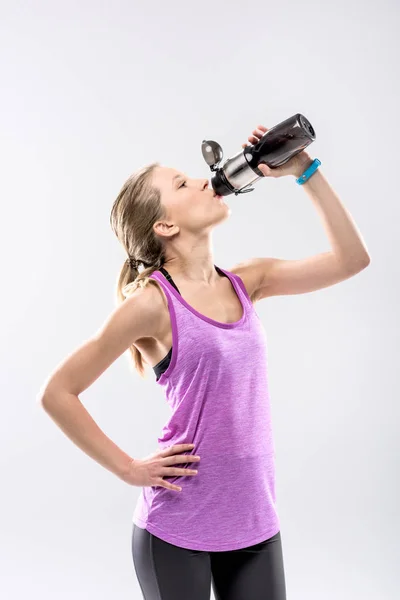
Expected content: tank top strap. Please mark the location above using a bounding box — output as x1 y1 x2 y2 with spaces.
216 266 255 312
158 266 180 294
157 265 229 296
149 265 255 326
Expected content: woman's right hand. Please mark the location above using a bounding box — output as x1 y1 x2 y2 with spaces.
122 443 200 492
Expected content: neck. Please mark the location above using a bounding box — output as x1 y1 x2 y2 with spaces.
162 260 220 286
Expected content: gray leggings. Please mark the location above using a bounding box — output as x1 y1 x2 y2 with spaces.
131 524 287 600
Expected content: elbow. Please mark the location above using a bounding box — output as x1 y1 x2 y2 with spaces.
360 254 371 270
36 383 46 407
360 252 371 268
345 253 371 274
36 390 51 410
36 381 58 409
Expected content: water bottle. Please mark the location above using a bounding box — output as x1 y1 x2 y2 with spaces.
201 113 316 197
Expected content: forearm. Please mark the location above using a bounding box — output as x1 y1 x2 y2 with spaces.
293 163 370 268
39 390 133 481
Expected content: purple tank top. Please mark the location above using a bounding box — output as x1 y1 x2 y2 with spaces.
132 266 280 551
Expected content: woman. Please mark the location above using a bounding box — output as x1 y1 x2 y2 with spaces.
38 124 370 600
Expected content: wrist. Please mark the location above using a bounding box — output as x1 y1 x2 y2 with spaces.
293 157 314 178
117 454 135 482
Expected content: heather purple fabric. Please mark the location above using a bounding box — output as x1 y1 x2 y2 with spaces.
132 266 280 551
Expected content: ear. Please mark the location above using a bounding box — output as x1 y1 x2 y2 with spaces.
153 220 180 239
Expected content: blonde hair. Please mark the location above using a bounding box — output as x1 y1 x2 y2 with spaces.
109 162 166 378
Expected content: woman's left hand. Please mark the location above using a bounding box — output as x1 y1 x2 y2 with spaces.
242 124 313 178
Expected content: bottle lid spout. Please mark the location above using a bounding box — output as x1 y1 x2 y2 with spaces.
201 140 224 168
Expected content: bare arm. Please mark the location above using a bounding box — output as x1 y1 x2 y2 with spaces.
39 388 134 480
37 284 160 482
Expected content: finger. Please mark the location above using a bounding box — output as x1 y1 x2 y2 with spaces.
157 478 182 492
169 454 200 463
248 130 267 145
252 127 267 139
243 126 268 147
259 163 272 176
160 444 194 457
162 467 198 476
161 455 200 468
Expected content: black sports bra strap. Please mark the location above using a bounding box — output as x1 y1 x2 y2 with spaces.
158 265 225 297
159 266 181 294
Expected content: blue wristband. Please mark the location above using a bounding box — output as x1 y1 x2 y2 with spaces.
296 158 321 185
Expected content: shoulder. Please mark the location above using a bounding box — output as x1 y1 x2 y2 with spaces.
227 259 263 304
122 274 167 340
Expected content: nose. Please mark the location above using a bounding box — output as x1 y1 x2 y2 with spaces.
202 179 210 191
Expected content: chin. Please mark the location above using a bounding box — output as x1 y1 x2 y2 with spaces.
217 203 231 222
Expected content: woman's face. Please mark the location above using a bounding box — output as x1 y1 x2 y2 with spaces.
151 166 230 238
